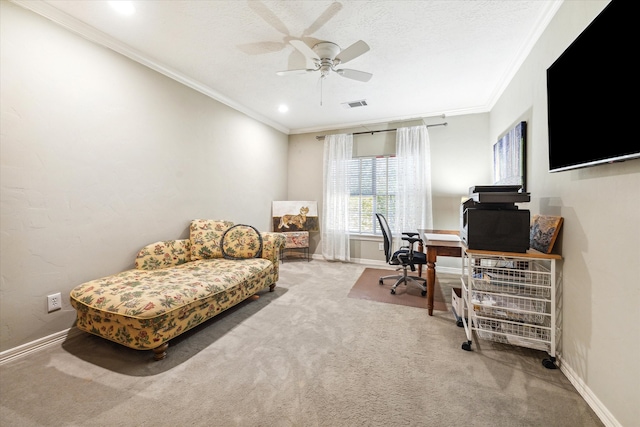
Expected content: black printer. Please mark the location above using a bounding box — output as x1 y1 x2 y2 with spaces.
460 185 530 253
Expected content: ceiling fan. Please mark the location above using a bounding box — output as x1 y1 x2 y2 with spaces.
277 40 372 82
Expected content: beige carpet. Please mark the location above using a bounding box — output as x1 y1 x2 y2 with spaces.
347 267 450 311
0 260 604 427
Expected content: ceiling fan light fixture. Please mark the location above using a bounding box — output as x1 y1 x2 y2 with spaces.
320 65 331 78
277 39 372 83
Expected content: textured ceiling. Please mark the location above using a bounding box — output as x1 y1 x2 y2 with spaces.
16 0 561 134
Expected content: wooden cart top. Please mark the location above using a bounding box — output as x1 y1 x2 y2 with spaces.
463 245 562 260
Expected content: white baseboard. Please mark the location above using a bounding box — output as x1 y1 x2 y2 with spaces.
0 327 81 366
558 355 620 427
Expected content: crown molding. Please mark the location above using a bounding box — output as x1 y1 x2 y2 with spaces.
288 106 487 136
486 0 564 112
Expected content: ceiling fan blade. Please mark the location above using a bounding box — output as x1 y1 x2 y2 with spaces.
303 2 343 36
247 0 290 36
276 68 316 76
290 40 320 61
336 69 373 82
335 40 370 64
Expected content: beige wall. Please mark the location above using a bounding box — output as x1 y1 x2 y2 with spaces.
288 113 490 270
0 2 288 351
490 1 639 426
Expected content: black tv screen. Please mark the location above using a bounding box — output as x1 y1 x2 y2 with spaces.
546 0 638 172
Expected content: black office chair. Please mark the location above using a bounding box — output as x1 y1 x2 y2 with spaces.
375 213 427 296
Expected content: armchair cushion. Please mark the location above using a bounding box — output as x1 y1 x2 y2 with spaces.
221 224 263 259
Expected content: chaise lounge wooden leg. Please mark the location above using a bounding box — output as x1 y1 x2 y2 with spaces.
152 342 169 361
269 283 276 292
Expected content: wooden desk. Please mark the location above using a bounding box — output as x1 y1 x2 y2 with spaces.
417 229 462 316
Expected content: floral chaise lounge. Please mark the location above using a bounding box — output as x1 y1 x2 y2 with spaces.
70 219 285 360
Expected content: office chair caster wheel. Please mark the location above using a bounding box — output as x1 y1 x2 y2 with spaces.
421 290 427 296
390 289 396 295
379 279 384 285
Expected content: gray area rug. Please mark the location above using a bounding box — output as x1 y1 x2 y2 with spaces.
0 260 603 426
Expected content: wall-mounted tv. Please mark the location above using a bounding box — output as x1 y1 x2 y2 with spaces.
546 0 637 172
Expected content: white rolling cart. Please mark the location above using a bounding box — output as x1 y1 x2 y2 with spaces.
459 245 562 369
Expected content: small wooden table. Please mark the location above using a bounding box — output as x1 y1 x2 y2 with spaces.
417 229 462 316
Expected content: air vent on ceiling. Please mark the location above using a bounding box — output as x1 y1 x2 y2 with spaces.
342 99 368 109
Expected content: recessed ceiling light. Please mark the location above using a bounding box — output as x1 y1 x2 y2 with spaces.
109 1 135 16
278 105 289 113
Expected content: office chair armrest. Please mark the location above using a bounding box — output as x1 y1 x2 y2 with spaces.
401 237 422 254
401 236 421 245
402 232 420 240
402 232 423 244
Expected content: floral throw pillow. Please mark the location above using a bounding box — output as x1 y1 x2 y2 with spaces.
221 224 263 260
190 219 235 260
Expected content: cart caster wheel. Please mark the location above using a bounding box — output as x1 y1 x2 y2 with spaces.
421 290 427 296
390 289 396 295
456 319 463 327
542 358 557 369
462 341 472 351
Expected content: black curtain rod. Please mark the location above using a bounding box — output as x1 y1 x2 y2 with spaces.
315 122 447 140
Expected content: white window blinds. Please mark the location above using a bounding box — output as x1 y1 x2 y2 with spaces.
347 156 397 235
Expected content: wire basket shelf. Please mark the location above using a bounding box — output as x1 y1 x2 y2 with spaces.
473 316 552 352
468 257 552 299
470 291 549 324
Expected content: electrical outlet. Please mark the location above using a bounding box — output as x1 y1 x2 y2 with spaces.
378 243 384 251
47 293 62 313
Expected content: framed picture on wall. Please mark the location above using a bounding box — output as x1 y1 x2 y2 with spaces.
493 121 526 191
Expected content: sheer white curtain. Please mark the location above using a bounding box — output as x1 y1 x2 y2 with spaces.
322 133 352 261
395 125 433 241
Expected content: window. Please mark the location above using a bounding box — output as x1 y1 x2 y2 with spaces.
348 156 397 235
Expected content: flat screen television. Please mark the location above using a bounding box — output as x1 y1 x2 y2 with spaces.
546 0 638 172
